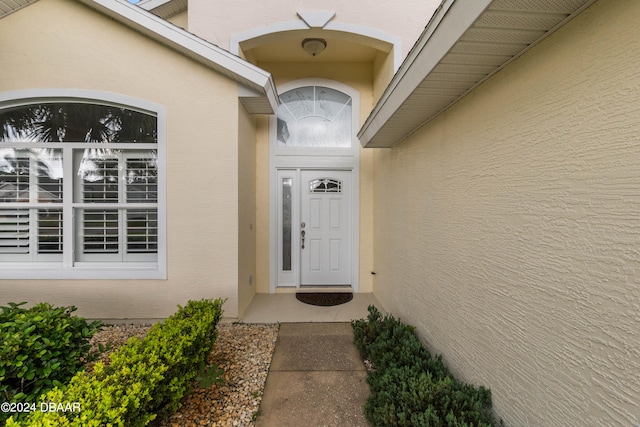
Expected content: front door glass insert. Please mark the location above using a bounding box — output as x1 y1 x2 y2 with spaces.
282 177 293 271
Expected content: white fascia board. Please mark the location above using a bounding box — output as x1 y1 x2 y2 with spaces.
136 0 172 11
358 0 493 147
77 0 278 114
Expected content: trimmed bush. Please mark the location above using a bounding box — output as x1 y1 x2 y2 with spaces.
0 302 101 424
5 298 224 427
352 306 500 427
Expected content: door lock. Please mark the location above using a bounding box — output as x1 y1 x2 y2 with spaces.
301 230 306 249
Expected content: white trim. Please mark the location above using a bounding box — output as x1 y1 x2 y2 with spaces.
296 11 336 28
74 0 278 114
136 0 174 11
230 19 402 72
323 21 403 72
0 88 167 280
276 169 299 287
358 0 598 148
230 21 309 55
269 79 360 293
358 0 492 147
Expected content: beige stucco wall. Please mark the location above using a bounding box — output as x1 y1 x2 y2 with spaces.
0 0 247 319
183 0 423 294
254 115 270 293
237 103 257 315
253 62 375 293
371 0 640 425
188 0 439 59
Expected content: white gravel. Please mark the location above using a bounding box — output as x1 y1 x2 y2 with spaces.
89 322 279 427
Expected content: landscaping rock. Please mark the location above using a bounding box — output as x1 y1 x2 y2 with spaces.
89 322 278 426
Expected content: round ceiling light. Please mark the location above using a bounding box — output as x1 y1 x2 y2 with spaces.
301 38 327 57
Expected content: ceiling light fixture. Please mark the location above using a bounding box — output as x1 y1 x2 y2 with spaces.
302 38 327 57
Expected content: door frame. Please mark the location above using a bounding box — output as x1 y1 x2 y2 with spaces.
276 168 355 288
269 79 360 293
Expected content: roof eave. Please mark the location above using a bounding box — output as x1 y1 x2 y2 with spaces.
358 0 598 148
137 0 187 20
77 0 278 114
0 0 39 19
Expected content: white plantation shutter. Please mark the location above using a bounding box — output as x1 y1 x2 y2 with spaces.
0 209 30 254
0 152 64 260
81 157 119 203
76 151 158 262
38 209 63 254
126 158 157 203
82 209 119 254
127 209 158 253
125 157 158 255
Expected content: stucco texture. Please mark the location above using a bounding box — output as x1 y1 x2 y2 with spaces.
237 103 257 315
0 0 246 318
371 0 640 425
188 0 439 55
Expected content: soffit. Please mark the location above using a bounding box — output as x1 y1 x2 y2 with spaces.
0 0 37 17
137 0 186 20
82 0 278 114
358 0 598 148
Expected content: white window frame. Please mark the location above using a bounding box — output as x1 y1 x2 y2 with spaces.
0 89 167 280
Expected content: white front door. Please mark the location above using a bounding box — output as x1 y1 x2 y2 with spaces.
276 169 352 287
300 170 352 285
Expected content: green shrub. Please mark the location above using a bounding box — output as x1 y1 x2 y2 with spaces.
0 302 101 424
5 298 224 427
352 306 499 427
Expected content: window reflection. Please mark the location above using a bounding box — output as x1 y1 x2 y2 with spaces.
277 86 352 148
282 178 292 271
0 148 63 203
0 103 157 143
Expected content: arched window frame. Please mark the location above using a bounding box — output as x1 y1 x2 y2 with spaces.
0 89 166 280
271 79 361 159
276 85 353 149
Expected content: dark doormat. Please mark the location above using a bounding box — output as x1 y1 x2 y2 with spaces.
295 292 353 307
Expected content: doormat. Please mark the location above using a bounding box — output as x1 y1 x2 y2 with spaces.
295 292 353 307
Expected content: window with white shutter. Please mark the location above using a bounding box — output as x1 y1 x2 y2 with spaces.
74 150 158 262
0 150 63 261
0 97 164 278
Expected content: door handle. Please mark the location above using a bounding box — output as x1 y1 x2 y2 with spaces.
301 230 306 249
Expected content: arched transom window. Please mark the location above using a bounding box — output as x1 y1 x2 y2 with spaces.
277 86 352 148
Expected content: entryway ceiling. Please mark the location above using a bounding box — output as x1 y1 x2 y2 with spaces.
240 29 388 64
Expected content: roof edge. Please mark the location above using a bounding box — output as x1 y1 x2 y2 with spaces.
358 0 492 148
77 0 278 114
358 0 599 148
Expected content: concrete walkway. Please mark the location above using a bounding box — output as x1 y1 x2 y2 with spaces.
255 323 371 427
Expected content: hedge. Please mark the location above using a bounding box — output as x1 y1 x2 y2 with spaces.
352 305 501 427
0 302 101 425
5 298 224 427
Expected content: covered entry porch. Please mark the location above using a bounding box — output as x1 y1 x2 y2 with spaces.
239 292 382 323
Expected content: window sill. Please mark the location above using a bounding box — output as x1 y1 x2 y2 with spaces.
0 263 166 280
